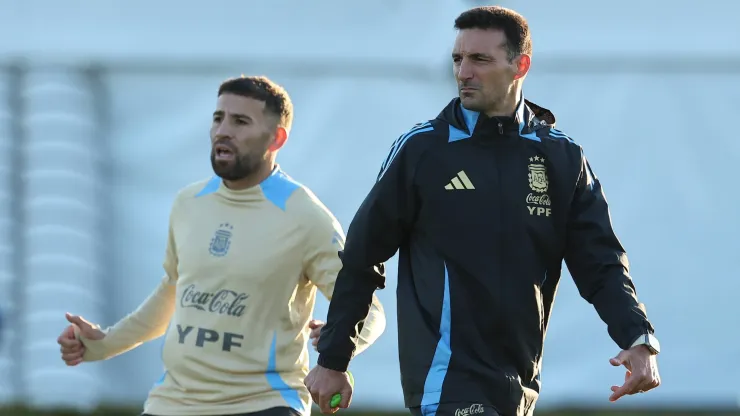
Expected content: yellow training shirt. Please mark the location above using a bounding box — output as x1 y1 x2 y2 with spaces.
78 166 385 415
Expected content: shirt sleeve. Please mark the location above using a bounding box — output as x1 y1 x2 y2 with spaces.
303 215 386 358
79 197 180 361
316 133 420 372
563 148 655 350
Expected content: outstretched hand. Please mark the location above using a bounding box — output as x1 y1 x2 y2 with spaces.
608 345 661 402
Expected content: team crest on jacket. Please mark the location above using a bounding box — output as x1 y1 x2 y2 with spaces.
527 156 548 193
209 223 234 257
526 156 552 217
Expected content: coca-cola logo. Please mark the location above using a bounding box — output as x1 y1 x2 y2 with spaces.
454 404 485 416
526 192 551 206
180 284 247 317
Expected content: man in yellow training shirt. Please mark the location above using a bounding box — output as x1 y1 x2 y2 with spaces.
56 76 386 416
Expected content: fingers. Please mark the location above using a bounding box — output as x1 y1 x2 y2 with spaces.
58 321 87 366
310 328 321 349
309 321 323 351
339 382 353 409
59 342 86 366
61 349 84 363
58 323 83 346
57 336 79 348
609 347 661 402
305 373 333 414
318 392 338 414
609 372 641 402
308 319 325 330
65 358 83 366
61 325 76 340
58 338 83 351
304 368 348 415
609 369 661 402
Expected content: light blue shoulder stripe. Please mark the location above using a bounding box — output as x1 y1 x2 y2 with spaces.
194 168 301 211
548 128 575 143
378 122 434 180
260 169 301 211
195 176 221 197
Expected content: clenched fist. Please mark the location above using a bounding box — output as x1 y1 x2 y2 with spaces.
57 312 105 366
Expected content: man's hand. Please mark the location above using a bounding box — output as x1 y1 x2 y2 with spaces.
57 312 105 366
305 365 352 414
308 319 325 351
608 345 661 402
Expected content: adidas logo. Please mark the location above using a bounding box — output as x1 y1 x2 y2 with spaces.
445 170 475 190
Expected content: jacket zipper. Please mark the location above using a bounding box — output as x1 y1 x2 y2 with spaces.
498 122 503 135
492 137 509 396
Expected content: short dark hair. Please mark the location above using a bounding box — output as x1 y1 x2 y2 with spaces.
454 6 532 61
218 75 294 132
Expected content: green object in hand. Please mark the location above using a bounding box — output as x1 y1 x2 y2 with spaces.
330 370 354 408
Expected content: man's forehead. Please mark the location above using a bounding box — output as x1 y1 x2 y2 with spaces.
453 28 507 53
216 94 265 114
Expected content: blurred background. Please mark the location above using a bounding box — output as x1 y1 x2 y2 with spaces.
0 0 738 415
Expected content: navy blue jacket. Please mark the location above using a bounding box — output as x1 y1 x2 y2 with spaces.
317 96 654 416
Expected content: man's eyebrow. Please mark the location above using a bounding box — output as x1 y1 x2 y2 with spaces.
232 113 252 120
212 110 252 121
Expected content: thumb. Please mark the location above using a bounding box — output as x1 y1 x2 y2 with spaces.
66 313 95 334
610 350 629 367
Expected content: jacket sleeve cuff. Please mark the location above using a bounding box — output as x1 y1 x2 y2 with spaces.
618 324 654 351
317 354 350 372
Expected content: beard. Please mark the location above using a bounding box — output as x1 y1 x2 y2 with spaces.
210 149 264 182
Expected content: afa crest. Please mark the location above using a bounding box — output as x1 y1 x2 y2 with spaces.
527 156 549 193
209 223 234 257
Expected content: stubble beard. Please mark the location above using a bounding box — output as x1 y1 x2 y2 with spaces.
210 150 264 182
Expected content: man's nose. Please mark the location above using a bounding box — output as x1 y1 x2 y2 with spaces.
214 122 232 139
456 58 474 81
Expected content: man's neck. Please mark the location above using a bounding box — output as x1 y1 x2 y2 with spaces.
484 87 522 118
224 161 275 191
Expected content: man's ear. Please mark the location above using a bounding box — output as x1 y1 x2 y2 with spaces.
269 127 288 151
513 54 531 80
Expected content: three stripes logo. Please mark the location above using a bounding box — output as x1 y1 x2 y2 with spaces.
445 170 475 190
